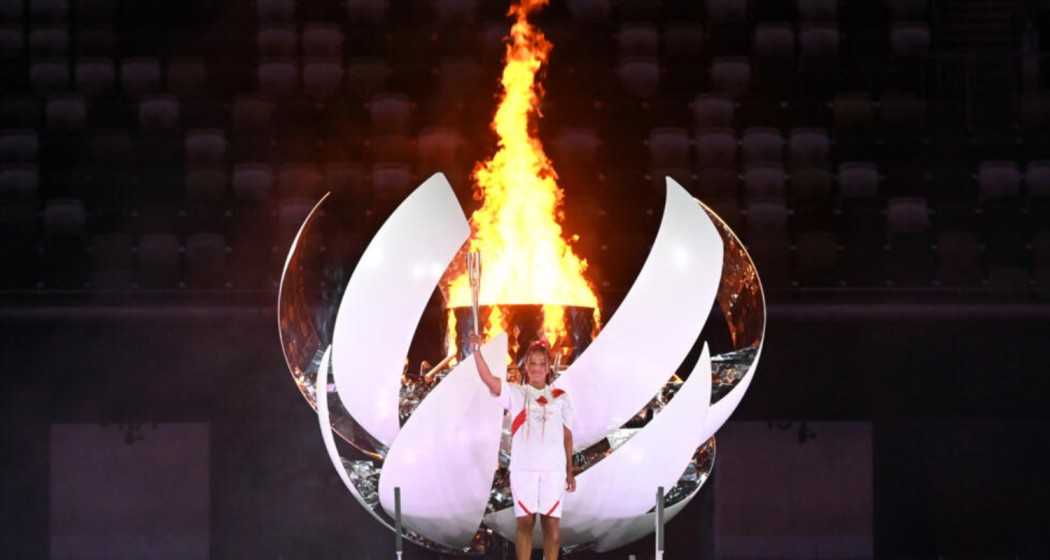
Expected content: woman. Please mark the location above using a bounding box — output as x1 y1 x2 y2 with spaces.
469 333 576 560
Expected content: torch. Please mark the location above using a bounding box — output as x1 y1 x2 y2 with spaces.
466 251 482 338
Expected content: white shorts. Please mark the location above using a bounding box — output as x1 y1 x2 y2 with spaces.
511 470 565 518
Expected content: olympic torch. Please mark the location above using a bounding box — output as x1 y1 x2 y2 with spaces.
466 251 482 337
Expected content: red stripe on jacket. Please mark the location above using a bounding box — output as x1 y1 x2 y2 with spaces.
510 409 527 437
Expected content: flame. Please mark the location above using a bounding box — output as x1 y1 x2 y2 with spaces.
446 0 599 346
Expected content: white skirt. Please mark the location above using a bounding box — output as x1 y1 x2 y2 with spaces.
511 470 565 518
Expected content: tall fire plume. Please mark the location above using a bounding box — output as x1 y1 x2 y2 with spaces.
445 0 599 351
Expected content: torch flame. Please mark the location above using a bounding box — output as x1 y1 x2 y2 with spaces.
446 0 599 348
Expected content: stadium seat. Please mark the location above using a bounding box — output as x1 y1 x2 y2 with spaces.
788 127 830 169
368 93 413 133
838 161 884 283
0 0 23 21
75 58 116 96
89 232 134 289
45 94 86 130
743 164 787 202
694 127 738 170
418 126 465 172
257 58 299 98
137 233 181 288
372 163 413 205
978 160 1022 203
185 130 227 166
29 26 68 56
753 22 795 59
617 24 660 57
303 59 343 101
277 163 323 198
553 127 601 165
0 165 39 200
0 130 39 163
257 26 297 58
709 57 751 98
689 94 735 129
647 127 691 169
886 196 932 284
30 58 70 94
745 200 791 287
741 127 784 165
232 163 274 203
617 57 661 99
1026 161 1050 218
185 232 227 288
890 22 931 58
43 197 86 239
302 23 344 58
0 25 22 57
121 57 161 98
838 161 880 198
138 94 180 130
798 23 839 77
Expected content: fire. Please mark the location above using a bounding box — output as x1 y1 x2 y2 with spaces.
445 0 599 348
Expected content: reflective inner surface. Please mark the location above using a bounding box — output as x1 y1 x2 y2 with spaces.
277 195 387 459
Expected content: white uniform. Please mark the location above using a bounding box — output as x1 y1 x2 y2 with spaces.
496 378 574 518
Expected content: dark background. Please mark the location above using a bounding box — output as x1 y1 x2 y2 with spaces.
3 0 1050 558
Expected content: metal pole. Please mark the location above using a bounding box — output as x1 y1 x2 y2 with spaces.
655 486 665 560
395 486 403 560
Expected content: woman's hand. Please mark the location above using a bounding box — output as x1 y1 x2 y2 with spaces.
566 470 576 492
467 332 481 352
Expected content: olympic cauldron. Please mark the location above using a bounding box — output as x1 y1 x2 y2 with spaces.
277 173 765 555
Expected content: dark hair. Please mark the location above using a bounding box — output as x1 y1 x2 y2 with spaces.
519 339 553 385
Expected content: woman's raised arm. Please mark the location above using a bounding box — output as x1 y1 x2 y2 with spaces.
469 333 501 396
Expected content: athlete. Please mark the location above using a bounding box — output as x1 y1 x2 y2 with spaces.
469 333 576 560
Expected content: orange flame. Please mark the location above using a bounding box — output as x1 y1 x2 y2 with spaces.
446 0 598 348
